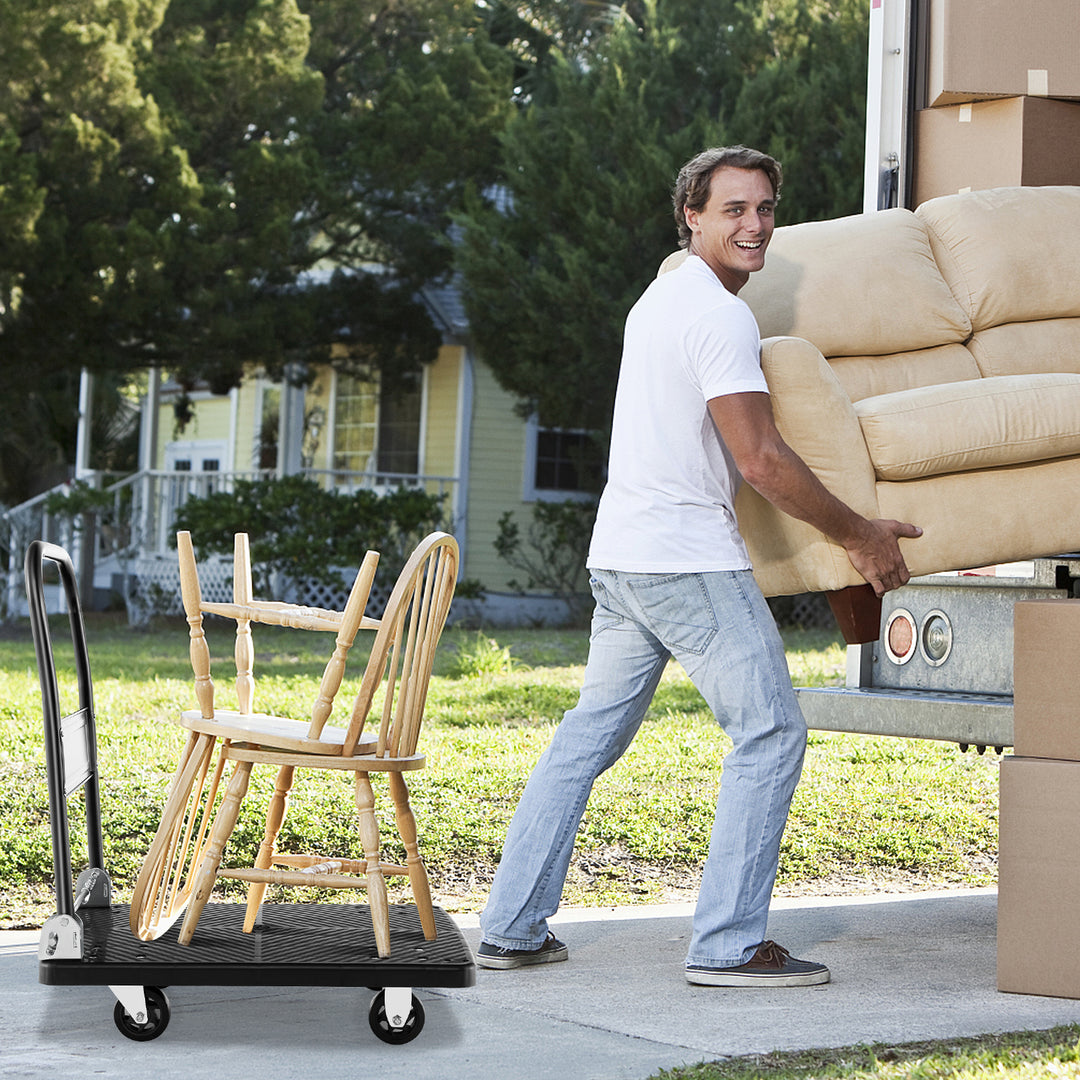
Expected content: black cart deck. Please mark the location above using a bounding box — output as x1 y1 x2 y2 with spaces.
40 902 474 990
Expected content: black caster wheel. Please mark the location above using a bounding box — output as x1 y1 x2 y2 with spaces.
368 989 425 1044
113 986 171 1041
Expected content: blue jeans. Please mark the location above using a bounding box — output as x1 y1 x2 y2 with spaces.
479 568 807 967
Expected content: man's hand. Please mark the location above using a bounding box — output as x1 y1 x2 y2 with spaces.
841 518 924 597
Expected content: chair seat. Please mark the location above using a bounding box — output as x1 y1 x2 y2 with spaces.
179 709 378 755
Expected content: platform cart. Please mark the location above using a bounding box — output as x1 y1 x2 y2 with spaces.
25 540 475 1043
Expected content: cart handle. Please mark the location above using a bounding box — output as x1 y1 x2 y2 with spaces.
24 540 103 918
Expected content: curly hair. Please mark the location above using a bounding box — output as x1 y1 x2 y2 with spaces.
672 146 783 249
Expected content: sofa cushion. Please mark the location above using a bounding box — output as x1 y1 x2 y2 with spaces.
853 373 1080 481
967 318 1080 378
915 186 1080 331
829 344 982 402
736 208 972 356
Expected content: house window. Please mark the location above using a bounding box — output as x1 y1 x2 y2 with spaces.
332 371 421 477
524 417 604 501
376 378 422 474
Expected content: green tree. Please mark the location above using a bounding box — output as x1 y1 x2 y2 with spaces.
729 0 868 222
0 0 189 500
454 0 868 437
453 1 729 432
0 0 514 503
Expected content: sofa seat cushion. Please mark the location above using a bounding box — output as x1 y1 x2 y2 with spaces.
853 373 1080 481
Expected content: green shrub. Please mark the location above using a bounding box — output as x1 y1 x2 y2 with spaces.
494 498 597 625
173 475 448 592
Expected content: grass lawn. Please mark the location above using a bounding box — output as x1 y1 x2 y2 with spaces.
650 1026 1080 1079
0 615 999 927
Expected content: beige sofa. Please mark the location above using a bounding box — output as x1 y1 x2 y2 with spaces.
663 185 1080 640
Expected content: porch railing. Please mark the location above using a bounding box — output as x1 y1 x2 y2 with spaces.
1 467 460 618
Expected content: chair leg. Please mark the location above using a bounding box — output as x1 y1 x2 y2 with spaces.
179 759 252 945
242 764 296 933
355 772 391 958
389 771 436 941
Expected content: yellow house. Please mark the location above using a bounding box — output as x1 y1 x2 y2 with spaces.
133 288 597 624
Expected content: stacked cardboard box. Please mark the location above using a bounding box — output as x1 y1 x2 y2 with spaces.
998 600 1080 997
914 0 1080 203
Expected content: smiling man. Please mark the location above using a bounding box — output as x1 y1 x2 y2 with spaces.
477 146 920 986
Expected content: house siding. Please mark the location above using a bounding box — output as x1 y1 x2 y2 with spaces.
233 380 260 470
156 390 236 467
464 360 529 591
424 345 462 507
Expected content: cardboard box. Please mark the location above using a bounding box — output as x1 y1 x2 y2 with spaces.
998 756 1080 997
914 96 1080 204
1013 598 1080 760
929 0 1080 107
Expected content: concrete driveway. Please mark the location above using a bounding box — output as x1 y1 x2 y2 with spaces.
5 889 1080 1080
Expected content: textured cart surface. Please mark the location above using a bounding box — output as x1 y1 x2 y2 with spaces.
40 903 474 988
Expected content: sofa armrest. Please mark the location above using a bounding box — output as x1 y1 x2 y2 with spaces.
735 336 880 597
760 336 878 510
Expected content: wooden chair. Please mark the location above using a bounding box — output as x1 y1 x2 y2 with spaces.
165 531 458 957
129 531 380 942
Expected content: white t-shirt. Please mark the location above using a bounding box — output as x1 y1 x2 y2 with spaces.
586 254 769 573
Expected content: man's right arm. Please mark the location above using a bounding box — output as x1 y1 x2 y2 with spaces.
707 391 922 597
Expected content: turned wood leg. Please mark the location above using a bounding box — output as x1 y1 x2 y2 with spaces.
389 771 436 941
826 584 883 645
355 772 391 958
243 764 296 933
179 759 252 945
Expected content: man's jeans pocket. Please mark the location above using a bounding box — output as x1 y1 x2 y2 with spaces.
625 573 719 655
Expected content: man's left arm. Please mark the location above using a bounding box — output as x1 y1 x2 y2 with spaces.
708 391 921 597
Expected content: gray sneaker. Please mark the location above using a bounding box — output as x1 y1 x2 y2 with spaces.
685 940 830 987
476 932 568 970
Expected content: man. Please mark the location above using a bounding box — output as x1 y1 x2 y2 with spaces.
477 146 921 986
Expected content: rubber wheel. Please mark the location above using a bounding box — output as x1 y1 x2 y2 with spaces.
113 987 171 1041
368 990 425 1044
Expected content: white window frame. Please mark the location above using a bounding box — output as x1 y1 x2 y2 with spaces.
327 368 428 480
522 415 601 503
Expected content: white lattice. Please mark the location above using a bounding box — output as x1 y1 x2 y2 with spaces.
281 574 392 617
132 554 392 620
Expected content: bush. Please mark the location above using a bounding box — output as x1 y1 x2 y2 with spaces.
494 498 598 625
173 475 449 592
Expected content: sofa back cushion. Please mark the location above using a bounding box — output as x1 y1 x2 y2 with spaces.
828 343 981 402
967 318 1080 378
736 207 972 356
915 186 1080 332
